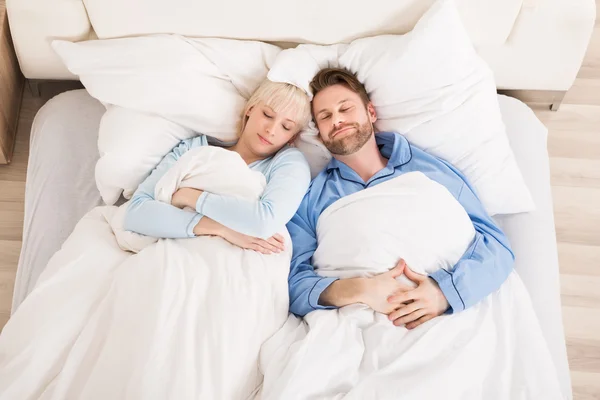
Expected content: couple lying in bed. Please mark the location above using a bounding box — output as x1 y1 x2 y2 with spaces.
0 68 561 400
126 67 513 328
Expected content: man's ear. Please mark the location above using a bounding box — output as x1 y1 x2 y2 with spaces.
367 102 377 123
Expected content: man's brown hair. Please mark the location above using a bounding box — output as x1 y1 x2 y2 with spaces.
309 68 370 107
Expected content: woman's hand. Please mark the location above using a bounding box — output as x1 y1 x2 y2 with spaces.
192 216 285 254
220 229 286 255
172 188 204 209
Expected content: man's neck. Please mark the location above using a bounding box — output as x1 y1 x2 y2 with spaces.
335 135 388 183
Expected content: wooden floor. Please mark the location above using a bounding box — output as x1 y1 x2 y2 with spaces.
0 24 599 400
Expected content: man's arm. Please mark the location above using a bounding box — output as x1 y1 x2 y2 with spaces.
288 194 410 317
428 180 515 313
287 196 339 317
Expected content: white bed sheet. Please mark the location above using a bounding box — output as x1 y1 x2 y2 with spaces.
11 90 572 399
12 90 104 312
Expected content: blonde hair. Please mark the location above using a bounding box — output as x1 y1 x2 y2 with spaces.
239 80 311 136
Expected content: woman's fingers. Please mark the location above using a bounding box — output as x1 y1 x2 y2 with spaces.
252 244 272 254
267 235 285 251
254 239 280 254
273 233 285 244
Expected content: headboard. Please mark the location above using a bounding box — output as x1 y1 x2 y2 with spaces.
6 0 597 93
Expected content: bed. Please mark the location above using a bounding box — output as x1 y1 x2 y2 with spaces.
5 1 597 399
12 89 572 397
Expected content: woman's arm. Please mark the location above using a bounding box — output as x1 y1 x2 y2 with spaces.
188 149 311 239
193 217 285 254
123 137 207 238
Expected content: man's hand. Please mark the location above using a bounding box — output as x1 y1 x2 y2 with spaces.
357 260 409 314
319 260 407 309
172 188 204 210
386 262 449 330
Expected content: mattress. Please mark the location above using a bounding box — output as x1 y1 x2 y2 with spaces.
11 89 572 399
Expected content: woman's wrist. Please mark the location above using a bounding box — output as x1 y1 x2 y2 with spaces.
172 188 205 210
186 188 204 210
193 216 225 237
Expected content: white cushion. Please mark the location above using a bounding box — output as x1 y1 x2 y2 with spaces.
268 0 534 216
52 35 281 204
83 0 522 47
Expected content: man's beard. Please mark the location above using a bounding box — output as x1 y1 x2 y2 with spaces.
322 122 373 156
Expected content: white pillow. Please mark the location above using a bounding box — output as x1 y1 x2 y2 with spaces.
268 0 534 216
52 35 281 204
96 106 197 205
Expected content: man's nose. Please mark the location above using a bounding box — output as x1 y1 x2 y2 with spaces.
333 115 345 130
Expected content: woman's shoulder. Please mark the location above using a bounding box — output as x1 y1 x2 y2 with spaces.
263 146 310 184
179 135 209 150
272 146 309 166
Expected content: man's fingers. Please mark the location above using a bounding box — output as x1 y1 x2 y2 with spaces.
387 290 417 305
403 264 427 283
388 301 422 321
394 282 414 293
388 259 407 278
393 308 427 327
405 314 434 330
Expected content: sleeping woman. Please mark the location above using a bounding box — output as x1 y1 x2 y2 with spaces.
124 79 312 252
0 79 313 400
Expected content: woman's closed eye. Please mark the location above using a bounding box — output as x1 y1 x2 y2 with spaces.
263 111 273 119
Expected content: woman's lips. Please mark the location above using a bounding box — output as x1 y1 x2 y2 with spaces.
258 134 273 145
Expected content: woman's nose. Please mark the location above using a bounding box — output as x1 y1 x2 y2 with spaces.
265 119 276 136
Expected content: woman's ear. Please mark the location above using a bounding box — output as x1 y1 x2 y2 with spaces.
246 105 254 117
287 133 299 146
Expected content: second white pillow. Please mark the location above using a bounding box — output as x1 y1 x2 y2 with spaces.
268 0 534 216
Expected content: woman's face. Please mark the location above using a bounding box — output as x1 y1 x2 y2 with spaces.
240 102 301 158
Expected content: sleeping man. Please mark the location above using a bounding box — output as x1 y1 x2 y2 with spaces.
255 68 562 399
287 67 515 329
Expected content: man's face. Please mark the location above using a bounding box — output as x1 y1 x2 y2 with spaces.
312 84 377 156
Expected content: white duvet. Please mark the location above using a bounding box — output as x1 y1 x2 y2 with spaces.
0 147 291 400
0 150 562 400
256 173 562 400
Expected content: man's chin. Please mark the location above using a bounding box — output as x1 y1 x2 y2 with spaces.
326 139 362 156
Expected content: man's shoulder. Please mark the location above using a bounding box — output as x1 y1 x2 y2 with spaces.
307 165 334 192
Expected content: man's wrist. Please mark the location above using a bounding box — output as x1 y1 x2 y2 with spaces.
319 277 367 307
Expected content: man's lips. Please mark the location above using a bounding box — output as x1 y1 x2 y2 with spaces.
331 126 354 139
